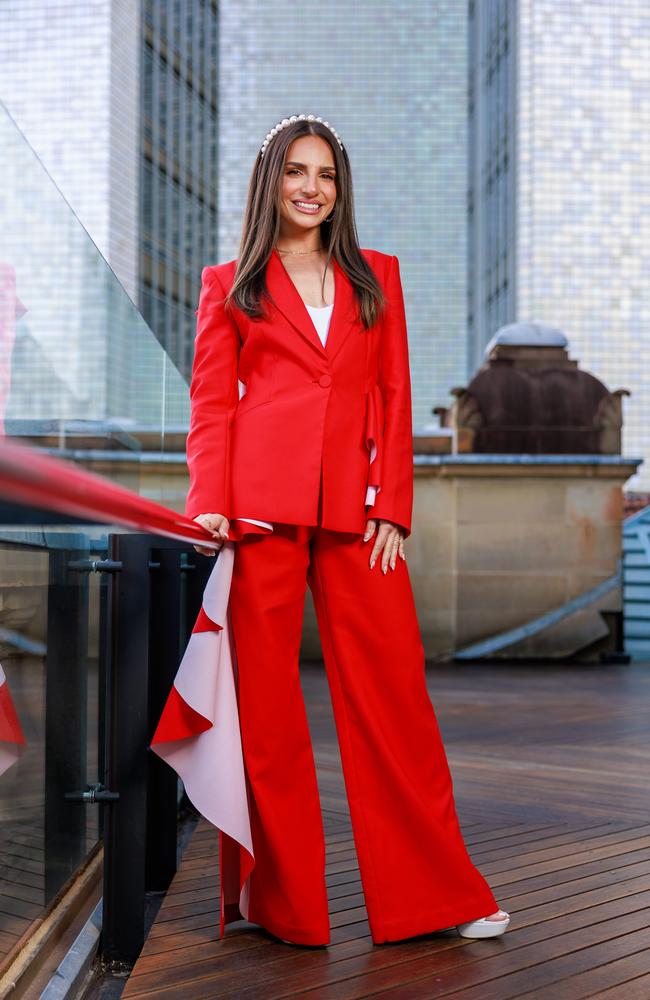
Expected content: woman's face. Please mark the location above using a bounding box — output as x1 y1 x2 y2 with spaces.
278 134 337 236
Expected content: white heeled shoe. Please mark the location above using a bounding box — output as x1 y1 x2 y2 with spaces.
457 909 510 938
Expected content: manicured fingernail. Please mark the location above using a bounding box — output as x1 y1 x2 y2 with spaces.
382 565 387 574
370 560 375 569
363 533 370 542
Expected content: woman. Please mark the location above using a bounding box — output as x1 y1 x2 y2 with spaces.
186 114 510 946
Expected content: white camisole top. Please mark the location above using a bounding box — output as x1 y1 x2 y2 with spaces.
304 301 334 347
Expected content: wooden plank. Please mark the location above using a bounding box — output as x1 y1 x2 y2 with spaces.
591 972 650 999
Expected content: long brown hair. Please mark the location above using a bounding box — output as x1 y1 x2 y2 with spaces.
224 119 386 330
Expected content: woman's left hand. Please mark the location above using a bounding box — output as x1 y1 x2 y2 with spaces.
363 518 406 573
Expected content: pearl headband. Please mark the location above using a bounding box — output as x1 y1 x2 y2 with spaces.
260 114 343 157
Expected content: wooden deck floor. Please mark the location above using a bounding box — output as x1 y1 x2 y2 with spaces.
123 661 650 999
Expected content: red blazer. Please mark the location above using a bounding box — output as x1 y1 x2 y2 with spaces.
184 247 414 537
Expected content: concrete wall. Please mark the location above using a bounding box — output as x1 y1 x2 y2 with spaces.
40 452 635 662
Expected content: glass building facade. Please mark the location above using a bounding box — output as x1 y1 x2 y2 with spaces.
218 0 471 430
140 0 219 381
467 0 518 374
469 0 650 488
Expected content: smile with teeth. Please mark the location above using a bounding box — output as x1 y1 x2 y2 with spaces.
293 201 322 213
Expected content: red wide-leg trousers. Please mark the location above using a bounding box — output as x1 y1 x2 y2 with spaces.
228 514 499 946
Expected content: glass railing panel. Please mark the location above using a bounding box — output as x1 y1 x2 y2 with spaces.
0 513 108 962
0 100 189 476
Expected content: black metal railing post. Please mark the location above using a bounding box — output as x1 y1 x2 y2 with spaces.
101 532 153 963
44 542 90 903
146 544 184 893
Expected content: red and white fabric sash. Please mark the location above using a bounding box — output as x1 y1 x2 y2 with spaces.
150 517 273 938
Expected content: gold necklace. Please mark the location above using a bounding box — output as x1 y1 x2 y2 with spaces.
275 245 324 255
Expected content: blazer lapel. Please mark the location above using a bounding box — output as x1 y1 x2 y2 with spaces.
266 248 358 362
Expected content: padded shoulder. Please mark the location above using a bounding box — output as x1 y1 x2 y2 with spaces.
201 259 238 290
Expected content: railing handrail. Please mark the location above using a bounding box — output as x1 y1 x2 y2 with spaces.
0 438 218 548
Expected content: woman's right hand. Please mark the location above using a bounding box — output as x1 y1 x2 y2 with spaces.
192 513 230 556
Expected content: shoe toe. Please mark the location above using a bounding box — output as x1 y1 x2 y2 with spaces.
456 910 511 938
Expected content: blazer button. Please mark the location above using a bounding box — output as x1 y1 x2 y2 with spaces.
318 373 332 387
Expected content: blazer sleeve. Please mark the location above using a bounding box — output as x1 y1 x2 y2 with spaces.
370 254 414 538
184 265 241 521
